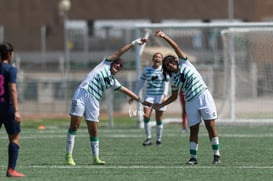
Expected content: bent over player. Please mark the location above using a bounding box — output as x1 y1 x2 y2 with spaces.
65 38 147 165
153 31 221 165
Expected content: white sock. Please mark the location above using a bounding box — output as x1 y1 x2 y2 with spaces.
90 141 99 158
156 124 163 141
211 137 220 156
189 142 198 159
144 121 151 139
66 130 76 154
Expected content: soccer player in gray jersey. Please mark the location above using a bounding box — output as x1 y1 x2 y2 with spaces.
153 31 221 165
65 38 147 166
130 52 169 146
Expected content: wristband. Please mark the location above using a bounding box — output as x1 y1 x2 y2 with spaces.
138 97 144 104
131 38 141 46
131 40 138 46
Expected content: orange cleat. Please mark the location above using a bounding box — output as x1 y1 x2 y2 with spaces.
6 168 25 177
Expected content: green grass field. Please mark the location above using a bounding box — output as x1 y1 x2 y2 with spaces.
0 116 273 181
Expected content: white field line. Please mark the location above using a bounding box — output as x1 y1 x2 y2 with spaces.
1 132 273 140
1 165 273 169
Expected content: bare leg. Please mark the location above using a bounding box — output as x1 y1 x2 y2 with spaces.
65 115 82 165
86 121 105 165
155 110 164 144
189 123 200 143
186 123 200 165
204 119 218 140
142 105 153 146
204 119 221 164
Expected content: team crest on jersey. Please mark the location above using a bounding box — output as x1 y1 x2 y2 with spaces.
151 75 158 81
104 77 111 84
179 73 186 82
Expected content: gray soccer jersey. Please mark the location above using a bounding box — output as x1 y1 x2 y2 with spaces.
78 58 122 101
171 57 207 102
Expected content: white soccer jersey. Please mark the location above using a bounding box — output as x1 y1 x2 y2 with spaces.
78 58 122 101
171 57 207 102
135 65 168 96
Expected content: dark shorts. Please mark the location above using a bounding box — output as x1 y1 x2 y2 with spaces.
0 106 21 135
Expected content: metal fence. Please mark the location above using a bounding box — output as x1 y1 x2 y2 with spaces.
4 22 273 122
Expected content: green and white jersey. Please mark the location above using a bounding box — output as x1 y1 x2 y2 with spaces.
135 65 168 96
171 57 207 102
78 58 122 101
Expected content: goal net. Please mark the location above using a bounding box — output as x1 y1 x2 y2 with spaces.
134 22 273 122
221 28 273 120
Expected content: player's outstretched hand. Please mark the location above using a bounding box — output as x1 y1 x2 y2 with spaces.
131 38 147 46
155 30 166 38
128 98 134 104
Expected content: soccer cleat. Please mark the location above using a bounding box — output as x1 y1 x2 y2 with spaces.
6 168 25 177
186 157 198 165
65 153 76 166
156 140 161 146
142 138 152 146
93 157 106 165
212 155 221 164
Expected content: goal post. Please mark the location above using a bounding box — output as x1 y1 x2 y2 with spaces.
134 22 273 124
221 27 273 121
134 30 151 128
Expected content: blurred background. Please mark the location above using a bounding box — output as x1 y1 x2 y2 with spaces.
0 0 273 123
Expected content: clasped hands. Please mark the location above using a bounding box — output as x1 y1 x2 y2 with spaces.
128 98 161 110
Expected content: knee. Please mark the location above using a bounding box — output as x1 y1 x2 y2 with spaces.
8 134 20 145
69 124 80 131
9 142 19 149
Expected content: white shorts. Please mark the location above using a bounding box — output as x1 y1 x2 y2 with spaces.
145 94 167 111
185 89 217 127
69 88 99 122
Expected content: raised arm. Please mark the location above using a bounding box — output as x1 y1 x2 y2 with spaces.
155 31 187 59
107 38 147 61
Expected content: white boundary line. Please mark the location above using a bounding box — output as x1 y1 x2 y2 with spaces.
1 130 273 140
1 165 273 169
163 118 273 125
1 133 273 140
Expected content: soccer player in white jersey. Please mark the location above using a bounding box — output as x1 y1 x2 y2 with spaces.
130 52 169 146
153 31 221 165
65 38 147 166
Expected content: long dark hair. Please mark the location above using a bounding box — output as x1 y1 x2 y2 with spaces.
162 55 178 81
0 41 13 61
